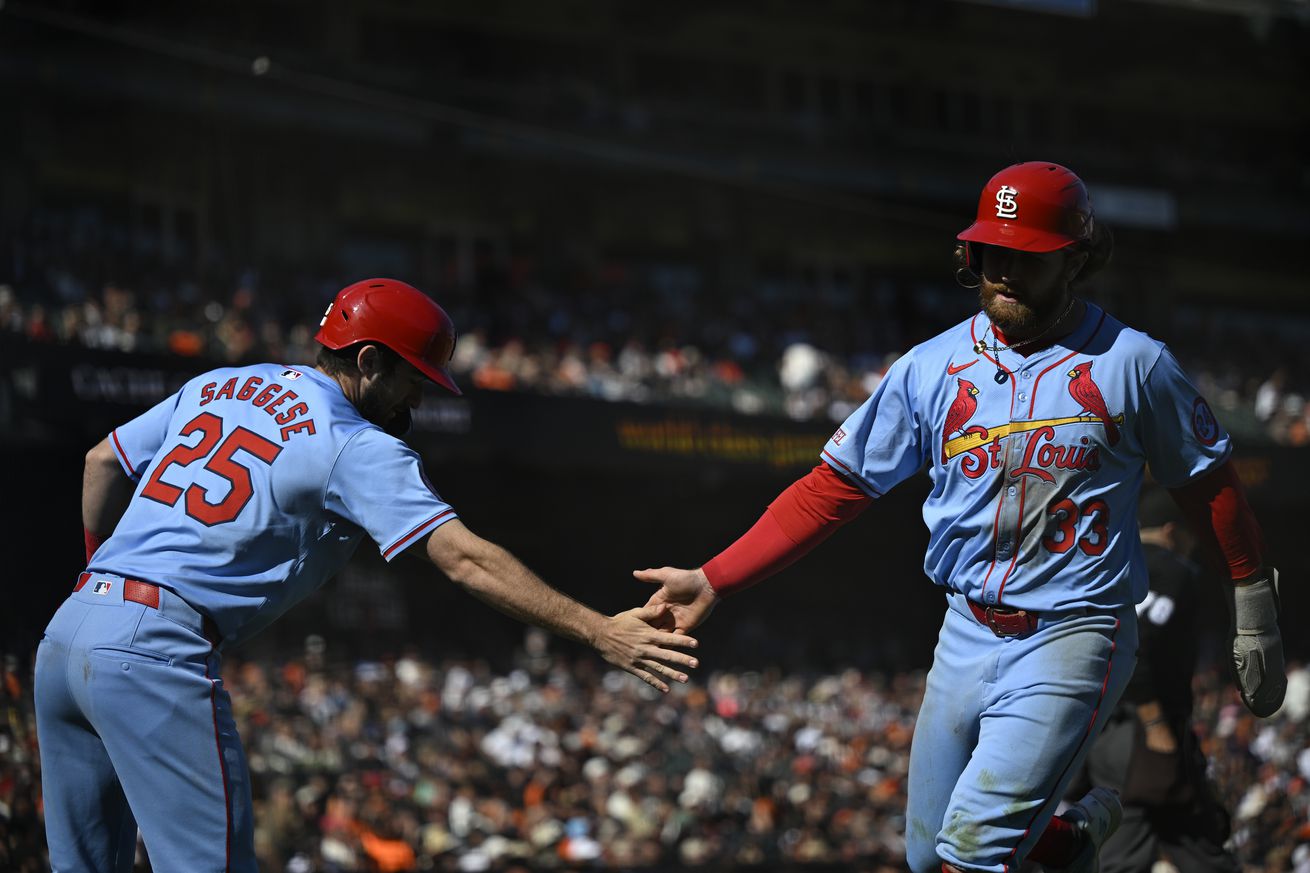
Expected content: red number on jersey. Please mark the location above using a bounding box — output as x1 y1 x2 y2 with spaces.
1042 497 1112 556
140 413 283 526
1041 498 1079 554
1077 499 1111 556
140 413 224 507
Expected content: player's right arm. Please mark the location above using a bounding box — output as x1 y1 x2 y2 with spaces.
635 352 925 633
83 389 183 562
634 462 873 632
82 438 137 559
423 518 700 693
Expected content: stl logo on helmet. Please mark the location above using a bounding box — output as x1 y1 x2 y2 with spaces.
994 185 1019 219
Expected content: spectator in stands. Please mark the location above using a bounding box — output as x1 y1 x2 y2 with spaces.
4 249 1309 445
2 632 1305 871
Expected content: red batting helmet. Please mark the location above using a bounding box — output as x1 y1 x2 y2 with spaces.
315 278 461 395
957 161 1094 260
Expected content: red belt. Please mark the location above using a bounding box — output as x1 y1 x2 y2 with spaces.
75 572 221 647
968 599 1039 637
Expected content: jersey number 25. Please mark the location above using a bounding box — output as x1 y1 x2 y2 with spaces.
141 412 283 526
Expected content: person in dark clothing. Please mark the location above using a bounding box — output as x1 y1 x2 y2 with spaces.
1070 487 1240 873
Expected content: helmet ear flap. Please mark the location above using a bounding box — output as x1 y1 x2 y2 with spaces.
954 243 982 289
952 242 981 269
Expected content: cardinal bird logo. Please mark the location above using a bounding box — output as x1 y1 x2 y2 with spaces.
1067 360 1120 446
943 378 989 462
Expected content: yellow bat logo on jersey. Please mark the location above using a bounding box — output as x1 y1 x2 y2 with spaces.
942 414 1126 460
945 414 1126 483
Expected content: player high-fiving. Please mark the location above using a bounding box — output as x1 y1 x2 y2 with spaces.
36 279 700 873
638 161 1284 873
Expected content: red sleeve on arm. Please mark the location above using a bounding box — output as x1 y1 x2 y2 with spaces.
84 527 107 564
1169 459 1264 581
703 463 873 596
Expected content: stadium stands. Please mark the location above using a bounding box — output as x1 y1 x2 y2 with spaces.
1 644 1305 871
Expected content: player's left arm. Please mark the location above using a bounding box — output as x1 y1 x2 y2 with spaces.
1170 460 1285 718
1139 346 1285 718
327 429 700 693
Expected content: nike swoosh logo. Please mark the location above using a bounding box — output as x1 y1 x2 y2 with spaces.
946 360 977 375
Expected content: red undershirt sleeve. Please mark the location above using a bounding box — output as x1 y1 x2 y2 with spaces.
702 462 873 596
1168 459 1264 581
84 527 107 564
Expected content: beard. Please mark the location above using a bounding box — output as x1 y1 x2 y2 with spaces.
978 282 1058 337
358 384 413 437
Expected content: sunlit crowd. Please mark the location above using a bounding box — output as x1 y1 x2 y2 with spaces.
2 638 1307 872
5 240 1308 445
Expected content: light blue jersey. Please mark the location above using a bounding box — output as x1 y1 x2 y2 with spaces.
822 302 1229 613
90 363 458 647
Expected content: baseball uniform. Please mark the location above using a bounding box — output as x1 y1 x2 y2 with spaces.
36 363 458 872
821 303 1230 871
665 162 1273 873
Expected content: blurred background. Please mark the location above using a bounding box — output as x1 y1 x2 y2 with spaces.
1 0 1308 870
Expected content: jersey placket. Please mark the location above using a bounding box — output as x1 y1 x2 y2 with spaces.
985 356 1037 605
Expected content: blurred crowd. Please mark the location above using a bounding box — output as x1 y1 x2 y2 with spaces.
2 638 1308 873
3 211 1308 444
0 267 921 427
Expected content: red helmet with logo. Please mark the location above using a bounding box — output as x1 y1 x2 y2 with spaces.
957 161 1094 255
315 278 461 395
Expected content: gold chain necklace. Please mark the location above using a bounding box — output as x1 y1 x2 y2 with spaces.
972 296 1078 384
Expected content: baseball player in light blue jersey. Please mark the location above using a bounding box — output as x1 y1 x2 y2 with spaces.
637 162 1285 872
36 278 700 873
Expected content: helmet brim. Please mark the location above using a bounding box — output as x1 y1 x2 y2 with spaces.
957 220 1080 254
411 357 463 396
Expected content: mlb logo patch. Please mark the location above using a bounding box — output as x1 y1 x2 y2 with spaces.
280 368 303 380
92 580 112 596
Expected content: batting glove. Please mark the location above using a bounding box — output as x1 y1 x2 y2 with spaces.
1228 567 1286 718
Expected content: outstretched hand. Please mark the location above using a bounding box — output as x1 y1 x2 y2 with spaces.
633 566 719 635
595 604 700 694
